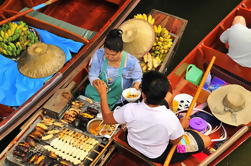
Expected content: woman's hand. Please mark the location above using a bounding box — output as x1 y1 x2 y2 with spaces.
93 80 107 96
132 82 141 90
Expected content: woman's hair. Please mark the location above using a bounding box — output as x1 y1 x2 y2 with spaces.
104 29 123 52
142 71 170 105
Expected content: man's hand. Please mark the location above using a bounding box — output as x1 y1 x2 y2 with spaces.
179 117 190 129
93 79 107 96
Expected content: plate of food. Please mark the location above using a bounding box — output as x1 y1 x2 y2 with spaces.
87 118 118 138
122 88 141 102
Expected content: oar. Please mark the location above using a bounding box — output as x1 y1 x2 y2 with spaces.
0 0 59 26
163 56 216 166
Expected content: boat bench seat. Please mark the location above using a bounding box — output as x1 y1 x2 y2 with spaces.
113 128 162 166
21 8 97 40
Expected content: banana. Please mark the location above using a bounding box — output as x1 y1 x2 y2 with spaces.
142 64 147 72
147 53 153 71
142 13 148 21
143 53 148 63
153 25 158 33
0 31 4 38
157 25 162 34
147 15 155 25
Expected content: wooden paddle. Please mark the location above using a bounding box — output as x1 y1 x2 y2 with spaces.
163 56 216 166
0 0 59 26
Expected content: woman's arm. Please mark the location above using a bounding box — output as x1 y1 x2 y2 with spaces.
88 49 103 85
130 58 143 89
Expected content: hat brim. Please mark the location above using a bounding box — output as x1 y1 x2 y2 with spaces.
119 18 155 58
18 42 66 78
207 84 251 126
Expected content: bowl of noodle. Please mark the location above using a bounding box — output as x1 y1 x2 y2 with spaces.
122 88 141 102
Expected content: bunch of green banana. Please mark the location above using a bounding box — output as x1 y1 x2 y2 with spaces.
0 21 39 58
150 25 173 61
133 13 155 25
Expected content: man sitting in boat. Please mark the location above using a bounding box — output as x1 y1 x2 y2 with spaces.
220 15 251 68
85 29 142 109
93 70 211 164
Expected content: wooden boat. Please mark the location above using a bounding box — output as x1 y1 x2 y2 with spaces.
0 0 141 139
2 0 250 165
0 8 188 165
110 1 251 166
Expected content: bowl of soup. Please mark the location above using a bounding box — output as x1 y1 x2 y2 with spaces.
122 88 141 102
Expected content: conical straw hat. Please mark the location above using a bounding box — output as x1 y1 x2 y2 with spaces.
207 84 251 126
18 42 65 78
119 18 155 58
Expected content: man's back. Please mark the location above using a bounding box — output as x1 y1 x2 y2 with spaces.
113 101 184 158
220 19 251 68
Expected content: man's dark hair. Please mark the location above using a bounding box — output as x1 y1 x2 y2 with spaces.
104 29 123 52
142 71 170 105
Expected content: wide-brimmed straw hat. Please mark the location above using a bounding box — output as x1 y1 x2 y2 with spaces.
18 42 65 78
207 84 251 126
119 18 155 58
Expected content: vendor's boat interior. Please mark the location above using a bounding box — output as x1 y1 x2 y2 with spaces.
0 0 140 139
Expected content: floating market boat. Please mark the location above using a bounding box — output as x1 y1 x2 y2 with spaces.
108 1 251 165
0 8 188 165
0 0 141 139
1 0 250 166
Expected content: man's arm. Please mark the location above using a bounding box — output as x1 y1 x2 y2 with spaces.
93 80 117 124
170 136 182 145
179 117 190 129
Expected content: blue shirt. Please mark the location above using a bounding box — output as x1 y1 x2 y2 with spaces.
88 48 142 90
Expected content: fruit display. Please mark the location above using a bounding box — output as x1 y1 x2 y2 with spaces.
133 13 174 72
134 13 155 25
0 21 39 59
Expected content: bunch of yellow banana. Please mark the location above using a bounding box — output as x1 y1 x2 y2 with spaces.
140 52 162 72
150 25 173 61
133 13 155 25
0 21 39 58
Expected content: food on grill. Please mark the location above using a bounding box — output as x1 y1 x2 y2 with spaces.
53 122 65 127
86 106 99 115
62 107 81 123
71 100 85 109
80 112 95 119
36 123 48 130
47 129 60 135
41 117 55 126
41 134 54 141
42 129 99 165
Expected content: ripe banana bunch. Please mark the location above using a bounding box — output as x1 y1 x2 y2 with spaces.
140 52 162 72
151 25 173 61
0 21 39 59
134 13 155 25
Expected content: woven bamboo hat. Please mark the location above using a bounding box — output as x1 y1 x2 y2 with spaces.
18 42 65 78
207 84 251 126
119 18 155 58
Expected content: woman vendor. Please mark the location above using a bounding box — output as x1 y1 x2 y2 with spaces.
85 29 143 109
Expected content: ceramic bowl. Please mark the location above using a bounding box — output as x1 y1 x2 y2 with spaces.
122 88 141 102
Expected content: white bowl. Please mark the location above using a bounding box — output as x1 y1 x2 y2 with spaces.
122 88 141 102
